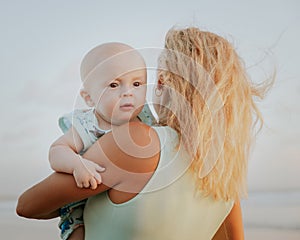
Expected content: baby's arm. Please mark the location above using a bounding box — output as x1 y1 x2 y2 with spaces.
49 127 104 189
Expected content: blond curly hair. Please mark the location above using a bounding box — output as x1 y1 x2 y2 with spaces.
157 27 273 201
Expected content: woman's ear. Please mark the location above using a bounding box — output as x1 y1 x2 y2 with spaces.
157 75 164 90
80 89 95 107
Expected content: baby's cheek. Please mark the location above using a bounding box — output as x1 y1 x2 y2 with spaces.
108 101 120 115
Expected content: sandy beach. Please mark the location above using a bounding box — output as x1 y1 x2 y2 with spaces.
245 228 300 240
2 191 300 240
1 200 59 240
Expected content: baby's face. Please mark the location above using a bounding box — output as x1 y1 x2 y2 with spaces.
84 54 147 126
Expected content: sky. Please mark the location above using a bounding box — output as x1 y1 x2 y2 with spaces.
0 0 299 198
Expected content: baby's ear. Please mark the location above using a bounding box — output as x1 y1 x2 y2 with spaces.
80 89 95 107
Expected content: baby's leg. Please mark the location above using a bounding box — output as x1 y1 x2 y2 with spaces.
59 200 86 240
67 226 84 240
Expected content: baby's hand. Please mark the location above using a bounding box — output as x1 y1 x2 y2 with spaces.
73 157 105 190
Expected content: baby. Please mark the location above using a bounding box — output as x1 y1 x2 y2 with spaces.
48 42 155 240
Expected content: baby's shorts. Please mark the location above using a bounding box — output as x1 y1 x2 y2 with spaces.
58 199 86 240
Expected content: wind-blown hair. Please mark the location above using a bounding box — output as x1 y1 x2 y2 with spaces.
157 27 272 201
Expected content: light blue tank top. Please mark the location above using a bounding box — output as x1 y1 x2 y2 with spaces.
84 126 233 240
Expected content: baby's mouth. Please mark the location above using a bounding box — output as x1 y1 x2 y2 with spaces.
120 103 134 110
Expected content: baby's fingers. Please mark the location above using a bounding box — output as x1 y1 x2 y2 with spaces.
75 180 83 188
83 180 91 188
89 178 98 190
94 172 102 185
95 165 105 172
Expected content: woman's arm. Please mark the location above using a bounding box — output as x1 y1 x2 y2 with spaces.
16 172 110 219
212 201 244 240
16 122 160 219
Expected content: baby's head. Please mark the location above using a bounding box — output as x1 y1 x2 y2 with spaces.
80 42 147 126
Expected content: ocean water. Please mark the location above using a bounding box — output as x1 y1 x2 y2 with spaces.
242 191 300 230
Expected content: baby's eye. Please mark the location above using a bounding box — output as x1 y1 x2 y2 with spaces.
109 82 118 88
133 82 142 87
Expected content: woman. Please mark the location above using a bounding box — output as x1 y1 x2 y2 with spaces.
17 27 270 239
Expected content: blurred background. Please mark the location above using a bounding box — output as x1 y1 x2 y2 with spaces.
0 0 299 239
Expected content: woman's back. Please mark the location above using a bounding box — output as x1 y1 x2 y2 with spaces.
84 126 233 240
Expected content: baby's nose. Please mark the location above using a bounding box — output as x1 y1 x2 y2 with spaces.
121 86 133 97
122 91 133 97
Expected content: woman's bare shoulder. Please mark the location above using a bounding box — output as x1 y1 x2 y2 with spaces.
83 122 161 190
